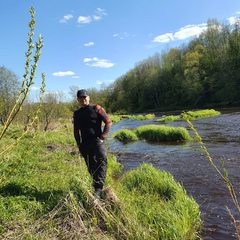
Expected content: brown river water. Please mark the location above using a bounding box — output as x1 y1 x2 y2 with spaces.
109 108 240 240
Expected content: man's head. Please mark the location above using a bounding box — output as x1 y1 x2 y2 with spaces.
77 89 90 107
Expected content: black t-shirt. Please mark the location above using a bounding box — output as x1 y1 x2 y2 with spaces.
74 104 103 142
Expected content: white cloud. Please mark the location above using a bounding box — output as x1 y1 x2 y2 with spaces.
227 17 236 25
227 16 240 25
93 15 101 21
78 16 92 24
152 33 174 43
152 23 207 43
113 32 130 39
84 41 94 47
31 86 40 91
59 14 73 23
96 80 103 85
77 8 107 24
174 24 207 40
83 57 114 68
96 8 107 16
96 79 114 85
72 76 80 79
94 8 107 20
52 71 75 77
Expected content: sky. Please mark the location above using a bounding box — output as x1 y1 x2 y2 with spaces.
1 0 240 101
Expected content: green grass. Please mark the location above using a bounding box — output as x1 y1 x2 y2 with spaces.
157 109 221 123
136 124 191 141
113 124 191 143
109 113 155 125
112 129 139 142
116 163 202 239
122 113 155 120
157 115 180 123
0 123 201 239
182 109 221 120
109 114 122 124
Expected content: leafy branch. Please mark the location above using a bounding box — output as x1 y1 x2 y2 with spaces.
0 7 44 140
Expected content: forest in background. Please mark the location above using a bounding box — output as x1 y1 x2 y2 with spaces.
1 17 240 128
102 18 240 113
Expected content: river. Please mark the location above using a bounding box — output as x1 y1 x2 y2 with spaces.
108 108 240 240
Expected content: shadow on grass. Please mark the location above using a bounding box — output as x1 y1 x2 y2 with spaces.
0 182 64 207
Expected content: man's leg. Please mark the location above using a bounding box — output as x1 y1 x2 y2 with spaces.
92 140 107 197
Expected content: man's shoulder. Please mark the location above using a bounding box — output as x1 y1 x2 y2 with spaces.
89 104 103 111
74 108 81 114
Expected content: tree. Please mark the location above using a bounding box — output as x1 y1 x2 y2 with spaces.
0 66 20 124
40 92 72 131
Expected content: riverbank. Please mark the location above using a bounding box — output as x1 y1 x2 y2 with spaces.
0 123 202 239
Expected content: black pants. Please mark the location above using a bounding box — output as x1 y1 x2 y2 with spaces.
79 138 107 191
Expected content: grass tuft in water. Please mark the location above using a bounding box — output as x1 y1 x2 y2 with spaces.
112 129 139 142
157 109 220 123
136 124 191 141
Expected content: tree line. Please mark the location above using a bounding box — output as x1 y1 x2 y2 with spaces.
104 18 240 113
1 18 240 129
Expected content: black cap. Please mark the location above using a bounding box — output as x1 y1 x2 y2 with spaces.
77 89 88 98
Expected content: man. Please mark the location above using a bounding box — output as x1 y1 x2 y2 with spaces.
73 89 112 199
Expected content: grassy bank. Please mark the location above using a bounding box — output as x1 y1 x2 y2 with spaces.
0 123 201 239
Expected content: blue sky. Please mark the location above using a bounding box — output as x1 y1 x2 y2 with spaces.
1 0 240 101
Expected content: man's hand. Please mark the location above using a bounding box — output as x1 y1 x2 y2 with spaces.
97 137 104 143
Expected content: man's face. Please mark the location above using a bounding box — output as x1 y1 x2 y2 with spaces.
77 95 90 107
